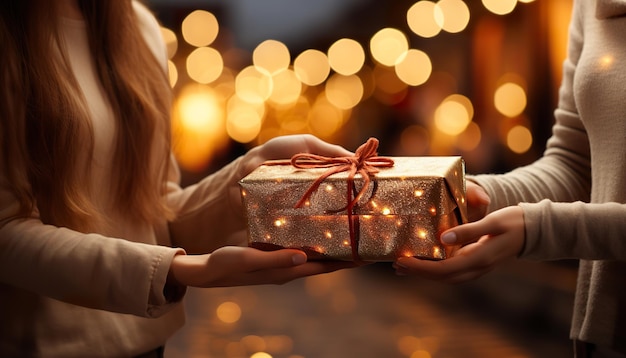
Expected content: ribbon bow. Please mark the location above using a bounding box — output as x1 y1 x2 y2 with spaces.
283 137 394 261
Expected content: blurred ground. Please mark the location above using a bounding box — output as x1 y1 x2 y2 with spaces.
165 259 576 358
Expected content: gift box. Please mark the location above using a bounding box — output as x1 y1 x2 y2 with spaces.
239 140 467 262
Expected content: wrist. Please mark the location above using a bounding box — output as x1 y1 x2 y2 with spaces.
168 254 212 288
164 253 188 302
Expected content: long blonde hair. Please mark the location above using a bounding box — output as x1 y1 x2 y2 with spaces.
0 0 173 231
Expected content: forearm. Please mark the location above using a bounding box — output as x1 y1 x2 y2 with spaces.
0 218 184 317
521 200 626 261
471 152 591 213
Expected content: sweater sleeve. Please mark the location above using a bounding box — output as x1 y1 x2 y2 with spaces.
468 1 626 261
0 181 184 318
520 200 626 261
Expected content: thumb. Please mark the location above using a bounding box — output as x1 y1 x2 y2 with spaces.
261 134 351 160
281 134 351 157
303 135 353 157
440 221 490 246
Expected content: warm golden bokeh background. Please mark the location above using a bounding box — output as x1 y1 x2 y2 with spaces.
150 0 570 179
146 1 578 357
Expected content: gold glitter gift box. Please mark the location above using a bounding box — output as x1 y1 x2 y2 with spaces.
239 147 467 262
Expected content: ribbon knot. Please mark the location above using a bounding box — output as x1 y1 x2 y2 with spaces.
290 137 394 210
282 137 394 261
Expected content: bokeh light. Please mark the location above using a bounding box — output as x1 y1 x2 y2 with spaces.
235 66 273 104
241 335 266 352
171 84 226 171
370 28 409 67
397 335 421 356
437 0 471 33
250 352 272 358
411 350 433 358
395 49 432 86
325 74 364 110
434 94 473 136
186 47 223 84
494 82 527 117
327 38 365 76
294 49 331 86
167 1 547 178
226 96 264 143
482 0 517 15
407 1 443 38
216 301 242 323
167 60 178 88
160 27 178 59
175 87 222 133
507 125 533 153
264 335 294 355
308 93 346 138
181 10 219 47
212 68 236 99
275 96 310 133
268 69 302 105
253 39 291 75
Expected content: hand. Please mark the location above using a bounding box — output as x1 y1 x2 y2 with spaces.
466 180 490 222
393 205 525 284
168 246 355 288
240 134 352 176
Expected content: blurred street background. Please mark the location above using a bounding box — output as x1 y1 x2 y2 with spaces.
144 0 579 356
165 261 576 358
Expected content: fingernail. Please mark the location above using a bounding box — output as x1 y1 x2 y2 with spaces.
441 232 457 245
292 254 307 265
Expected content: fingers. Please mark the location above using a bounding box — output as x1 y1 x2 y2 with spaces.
215 246 309 271
205 247 356 287
235 247 355 274
466 181 490 222
242 135 351 176
393 255 492 284
440 220 493 247
393 206 526 283
261 134 351 160
466 181 490 206
300 134 353 157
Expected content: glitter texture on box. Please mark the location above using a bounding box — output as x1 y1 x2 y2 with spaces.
239 139 467 262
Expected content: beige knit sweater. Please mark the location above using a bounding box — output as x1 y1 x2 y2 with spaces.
0 3 248 356
471 0 626 352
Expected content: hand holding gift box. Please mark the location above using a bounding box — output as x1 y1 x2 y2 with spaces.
239 138 467 262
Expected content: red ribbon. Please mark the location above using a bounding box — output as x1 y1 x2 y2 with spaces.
269 137 394 261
